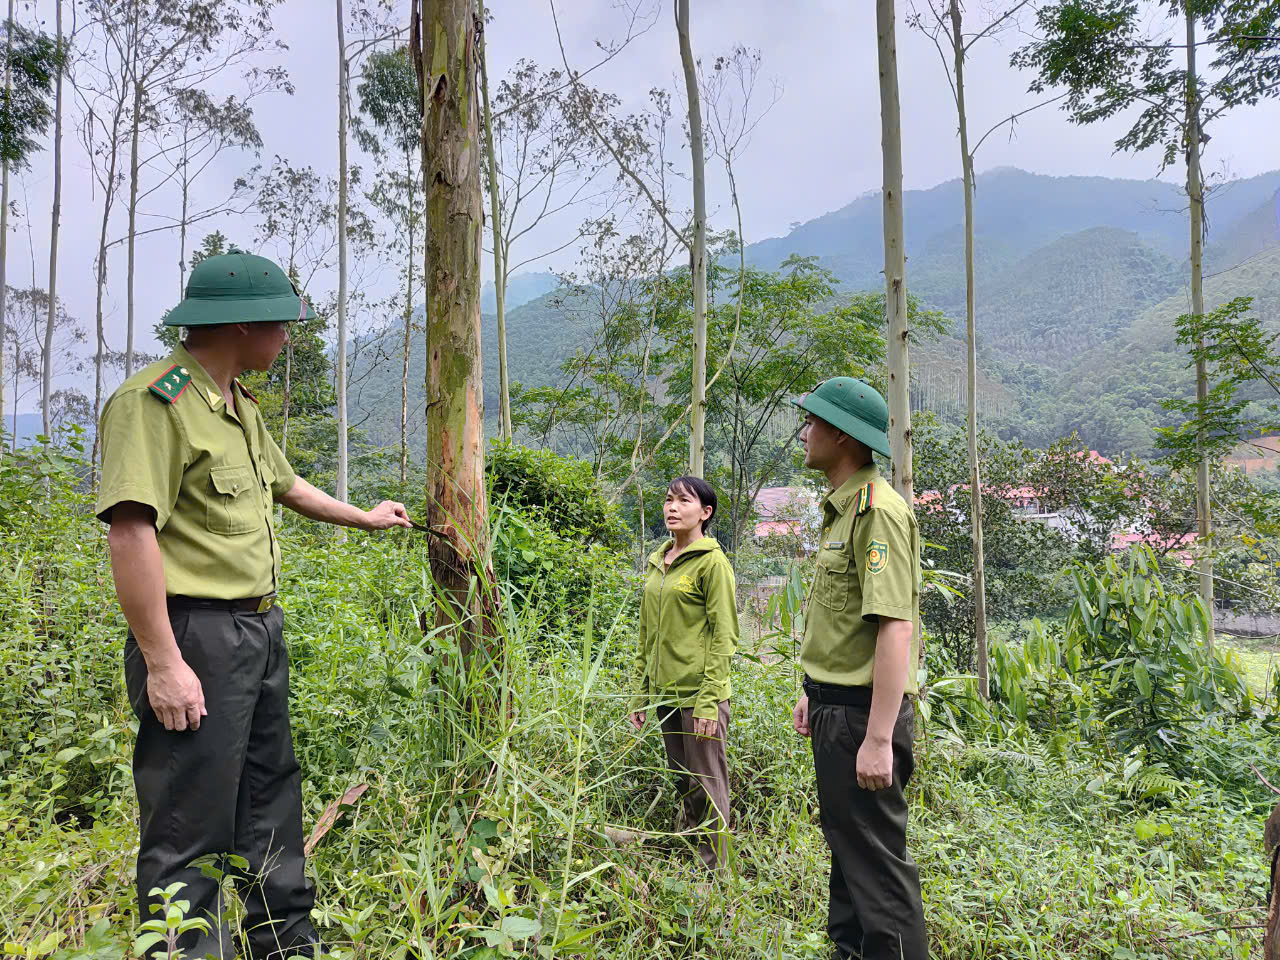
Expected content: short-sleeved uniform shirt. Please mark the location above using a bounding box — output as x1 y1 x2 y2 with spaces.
95 344 297 600
801 464 921 693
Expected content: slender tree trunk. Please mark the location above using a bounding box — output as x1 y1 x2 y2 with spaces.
178 134 190 301
41 0 64 437
335 0 349 504
418 0 496 663
1186 9 1213 652
125 8 140 379
401 149 413 486
877 0 912 505
478 3 511 443
676 0 707 477
282 341 292 458
950 0 988 699
0 0 12 456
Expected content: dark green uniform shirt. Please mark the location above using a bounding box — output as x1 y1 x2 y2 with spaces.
95 344 296 600
801 464 921 693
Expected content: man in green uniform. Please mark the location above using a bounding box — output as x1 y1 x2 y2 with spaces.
96 249 412 958
790 377 927 960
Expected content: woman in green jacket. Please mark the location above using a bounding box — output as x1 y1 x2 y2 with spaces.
629 475 739 870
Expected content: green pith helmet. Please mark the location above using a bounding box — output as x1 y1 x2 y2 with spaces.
793 377 891 458
163 248 315 327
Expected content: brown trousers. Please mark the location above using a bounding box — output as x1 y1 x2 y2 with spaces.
658 700 731 869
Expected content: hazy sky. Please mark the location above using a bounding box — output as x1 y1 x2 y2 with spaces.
8 0 1280 412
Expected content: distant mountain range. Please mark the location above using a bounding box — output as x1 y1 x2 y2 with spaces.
350 167 1280 459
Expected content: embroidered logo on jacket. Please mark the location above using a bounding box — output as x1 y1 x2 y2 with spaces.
867 539 888 575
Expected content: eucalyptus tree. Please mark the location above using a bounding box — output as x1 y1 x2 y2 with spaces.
1014 0 1280 648
550 4 779 484
166 81 279 301
910 0 1044 699
675 0 708 477
479 53 621 443
3 286 84 449
335 0 400 504
0 6 60 454
877 0 913 504
411 0 495 663
253 157 363 460
42 0 65 438
355 45 422 485
88 0 285 379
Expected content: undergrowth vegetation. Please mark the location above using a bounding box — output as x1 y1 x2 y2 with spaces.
2 440 1279 959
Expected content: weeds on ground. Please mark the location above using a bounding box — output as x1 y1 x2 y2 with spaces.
0 452 1274 958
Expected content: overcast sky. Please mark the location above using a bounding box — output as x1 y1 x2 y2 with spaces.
8 0 1280 413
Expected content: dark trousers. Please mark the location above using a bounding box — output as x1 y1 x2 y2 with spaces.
810 694 927 960
658 700 731 869
125 603 316 959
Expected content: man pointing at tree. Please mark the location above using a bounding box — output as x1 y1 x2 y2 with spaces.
791 377 928 960
96 249 412 958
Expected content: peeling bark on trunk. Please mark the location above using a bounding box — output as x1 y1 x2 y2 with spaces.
677 0 707 477
42 0 64 438
877 0 912 505
1186 9 1213 652
416 0 496 666
950 0 988 699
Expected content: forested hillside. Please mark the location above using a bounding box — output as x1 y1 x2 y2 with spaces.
351 168 1280 456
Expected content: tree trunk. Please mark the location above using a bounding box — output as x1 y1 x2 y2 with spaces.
335 0 350 505
401 149 414 486
282 340 292 458
877 0 912 505
677 0 708 477
125 6 141 380
178 133 190 301
478 5 511 443
1186 9 1213 652
951 0 988 699
418 0 496 663
0 0 12 456
42 0 63 438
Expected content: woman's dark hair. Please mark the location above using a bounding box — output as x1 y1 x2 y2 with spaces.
667 475 717 531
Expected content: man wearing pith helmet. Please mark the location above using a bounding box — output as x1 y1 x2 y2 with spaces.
96 248 412 958
790 377 927 960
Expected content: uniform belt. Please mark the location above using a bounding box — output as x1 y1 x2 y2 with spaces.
803 676 873 707
167 594 277 614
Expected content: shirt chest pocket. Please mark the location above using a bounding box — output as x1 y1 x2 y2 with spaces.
207 464 261 535
814 549 852 611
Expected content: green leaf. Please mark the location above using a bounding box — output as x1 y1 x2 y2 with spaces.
132 933 166 956
501 916 540 940
1133 659 1152 698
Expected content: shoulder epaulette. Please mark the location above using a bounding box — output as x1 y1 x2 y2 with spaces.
235 379 259 405
853 481 874 517
147 364 192 404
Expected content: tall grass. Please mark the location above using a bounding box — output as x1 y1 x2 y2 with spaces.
0 493 1274 958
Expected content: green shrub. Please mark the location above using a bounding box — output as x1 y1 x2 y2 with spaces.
486 440 630 549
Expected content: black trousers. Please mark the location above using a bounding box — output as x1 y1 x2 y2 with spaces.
125 603 316 959
809 694 927 960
